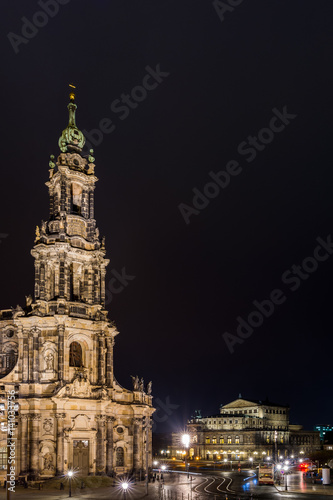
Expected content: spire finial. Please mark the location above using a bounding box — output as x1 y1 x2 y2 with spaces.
58 85 85 152
69 83 76 102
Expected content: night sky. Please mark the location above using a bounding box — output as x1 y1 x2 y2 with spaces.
1 0 333 434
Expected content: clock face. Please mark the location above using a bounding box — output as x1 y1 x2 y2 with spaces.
69 341 83 367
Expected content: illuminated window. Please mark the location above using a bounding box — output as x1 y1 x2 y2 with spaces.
219 437 224 444
227 436 232 444
0 447 6 470
69 341 83 367
212 437 217 444
280 437 284 444
235 436 240 444
71 183 82 215
205 437 210 444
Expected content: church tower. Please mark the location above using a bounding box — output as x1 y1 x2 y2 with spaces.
0 89 154 482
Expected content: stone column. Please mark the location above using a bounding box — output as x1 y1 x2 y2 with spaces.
19 415 29 474
22 333 29 383
17 326 24 378
58 324 65 382
106 417 115 475
34 261 41 299
32 329 39 382
56 413 66 475
28 335 33 383
105 338 113 387
96 416 106 474
98 334 105 385
133 418 142 472
29 414 41 479
100 268 106 305
89 190 94 219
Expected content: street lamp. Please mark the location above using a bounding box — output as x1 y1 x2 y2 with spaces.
284 465 289 491
67 470 74 498
122 481 129 500
182 434 190 478
249 457 253 469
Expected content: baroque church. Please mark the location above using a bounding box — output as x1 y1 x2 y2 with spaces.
0 89 154 481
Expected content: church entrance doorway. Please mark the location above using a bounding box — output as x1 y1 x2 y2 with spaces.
73 440 89 475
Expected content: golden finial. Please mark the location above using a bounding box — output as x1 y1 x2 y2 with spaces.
69 83 76 101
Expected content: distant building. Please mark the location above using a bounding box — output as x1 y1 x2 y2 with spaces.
314 425 333 440
170 396 320 461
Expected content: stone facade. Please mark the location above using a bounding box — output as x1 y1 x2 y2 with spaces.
0 92 154 481
170 397 320 461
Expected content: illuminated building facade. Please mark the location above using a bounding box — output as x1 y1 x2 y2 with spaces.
0 92 154 481
171 396 320 461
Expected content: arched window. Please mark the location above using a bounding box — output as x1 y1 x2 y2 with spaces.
116 447 124 467
69 342 83 367
71 183 82 215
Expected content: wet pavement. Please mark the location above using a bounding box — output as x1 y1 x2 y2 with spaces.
0 470 332 499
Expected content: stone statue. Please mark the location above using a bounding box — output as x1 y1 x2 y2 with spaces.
131 375 139 391
35 226 40 243
12 305 24 318
43 418 53 434
25 295 33 308
45 352 54 371
147 381 152 395
41 220 47 235
43 452 54 471
139 378 144 392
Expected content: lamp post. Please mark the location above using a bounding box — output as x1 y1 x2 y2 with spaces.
284 465 289 491
144 416 152 496
182 434 190 478
249 457 253 469
67 470 73 497
122 481 129 500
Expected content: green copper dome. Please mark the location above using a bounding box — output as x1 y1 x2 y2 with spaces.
58 91 85 152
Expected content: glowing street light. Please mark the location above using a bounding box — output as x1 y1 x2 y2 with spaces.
67 470 74 498
182 434 190 478
182 434 190 448
284 465 289 491
122 481 129 499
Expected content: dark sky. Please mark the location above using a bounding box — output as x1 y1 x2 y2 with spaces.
1 0 333 434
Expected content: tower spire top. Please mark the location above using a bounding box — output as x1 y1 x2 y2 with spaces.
69 83 76 102
58 84 85 152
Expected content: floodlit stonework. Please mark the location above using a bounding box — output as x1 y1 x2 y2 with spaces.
0 91 154 482
170 396 320 461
